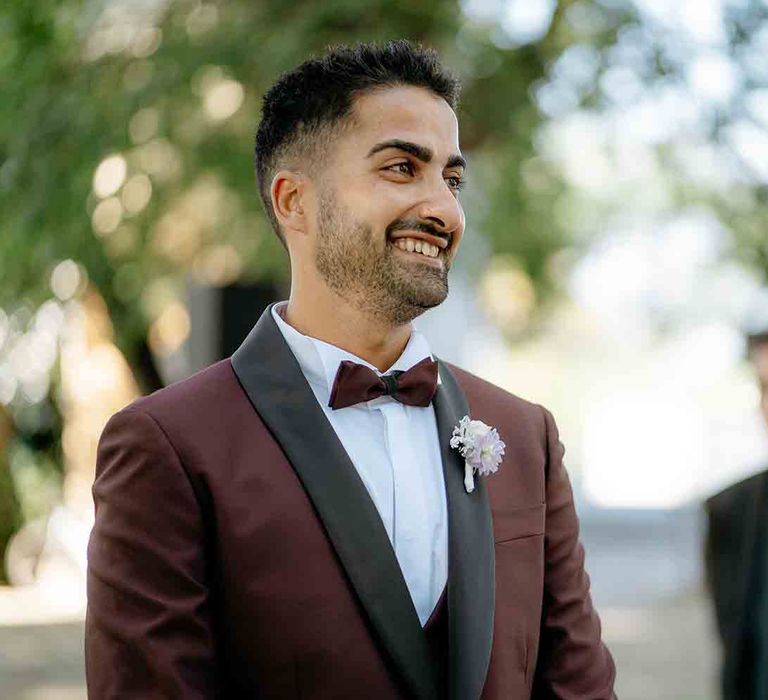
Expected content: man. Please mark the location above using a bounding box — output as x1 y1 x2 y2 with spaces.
86 41 615 699
706 328 768 700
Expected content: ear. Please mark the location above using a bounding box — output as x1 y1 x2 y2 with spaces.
271 170 307 237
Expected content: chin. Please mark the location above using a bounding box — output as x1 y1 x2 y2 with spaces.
390 285 449 324
418 285 449 309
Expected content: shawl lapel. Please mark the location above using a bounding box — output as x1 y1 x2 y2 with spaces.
231 306 439 700
433 360 496 700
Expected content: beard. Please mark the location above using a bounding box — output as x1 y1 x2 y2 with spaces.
313 188 450 326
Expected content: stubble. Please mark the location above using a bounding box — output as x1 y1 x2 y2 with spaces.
313 188 450 326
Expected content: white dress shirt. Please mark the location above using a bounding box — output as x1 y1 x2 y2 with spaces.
270 302 448 626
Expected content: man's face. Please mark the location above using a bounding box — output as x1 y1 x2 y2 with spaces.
752 341 768 429
309 85 466 326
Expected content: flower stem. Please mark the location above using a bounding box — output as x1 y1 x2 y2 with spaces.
464 461 475 493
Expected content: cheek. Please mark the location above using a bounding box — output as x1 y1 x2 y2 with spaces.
447 218 466 256
345 184 399 224
453 218 466 245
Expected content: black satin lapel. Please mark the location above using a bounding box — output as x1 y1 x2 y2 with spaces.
231 305 438 700
433 360 495 700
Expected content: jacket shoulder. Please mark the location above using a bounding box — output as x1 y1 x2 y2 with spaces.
706 468 768 518
442 360 546 422
119 359 242 426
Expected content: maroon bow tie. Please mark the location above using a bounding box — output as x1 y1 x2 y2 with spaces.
328 357 439 410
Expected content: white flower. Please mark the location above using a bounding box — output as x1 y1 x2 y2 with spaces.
450 415 505 493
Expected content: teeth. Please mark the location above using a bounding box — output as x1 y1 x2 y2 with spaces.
392 237 441 258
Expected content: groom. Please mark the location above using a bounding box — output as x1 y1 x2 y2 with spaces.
85 41 615 699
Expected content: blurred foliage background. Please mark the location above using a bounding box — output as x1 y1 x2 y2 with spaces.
1 0 768 582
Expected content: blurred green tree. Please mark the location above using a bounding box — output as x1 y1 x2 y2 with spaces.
0 0 636 382
0 0 647 576
0 406 21 584
0 0 639 575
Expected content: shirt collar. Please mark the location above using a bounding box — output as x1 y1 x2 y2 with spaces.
270 301 439 407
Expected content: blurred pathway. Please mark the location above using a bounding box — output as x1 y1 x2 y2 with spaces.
579 503 719 699
0 619 85 700
602 587 718 700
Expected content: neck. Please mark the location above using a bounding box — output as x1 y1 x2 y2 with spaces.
283 285 413 373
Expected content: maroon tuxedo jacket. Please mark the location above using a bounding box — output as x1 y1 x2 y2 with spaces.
85 305 616 699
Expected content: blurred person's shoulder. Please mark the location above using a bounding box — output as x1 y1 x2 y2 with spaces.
706 467 768 519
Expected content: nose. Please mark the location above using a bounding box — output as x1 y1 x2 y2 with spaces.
417 179 465 240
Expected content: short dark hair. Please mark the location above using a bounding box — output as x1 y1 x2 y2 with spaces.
253 40 461 244
748 331 768 353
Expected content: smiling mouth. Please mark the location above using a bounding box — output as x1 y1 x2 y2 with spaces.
390 237 442 260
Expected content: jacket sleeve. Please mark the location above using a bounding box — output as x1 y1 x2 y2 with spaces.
531 407 616 699
85 407 218 699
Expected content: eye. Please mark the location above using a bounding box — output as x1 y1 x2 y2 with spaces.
445 175 465 191
385 161 415 176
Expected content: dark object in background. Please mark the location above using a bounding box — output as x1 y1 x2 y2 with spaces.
182 281 283 378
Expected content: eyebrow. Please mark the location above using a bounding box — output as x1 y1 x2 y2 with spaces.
366 139 466 170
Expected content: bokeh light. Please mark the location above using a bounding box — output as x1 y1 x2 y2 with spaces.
50 260 84 302
121 173 153 215
92 155 127 199
128 107 159 144
91 197 124 236
203 78 245 122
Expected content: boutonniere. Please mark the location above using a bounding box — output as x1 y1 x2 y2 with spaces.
450 415 506 493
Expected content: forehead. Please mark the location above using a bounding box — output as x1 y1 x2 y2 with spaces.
344 85 460 155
